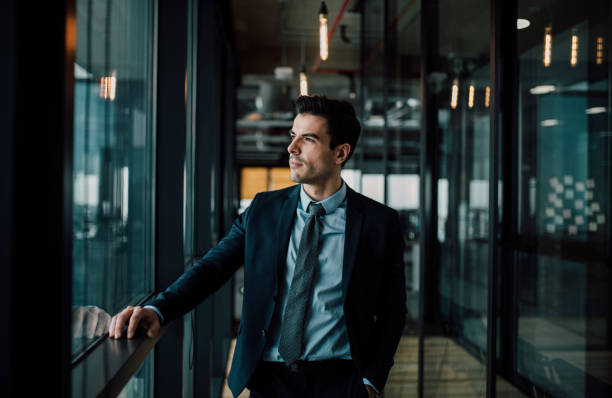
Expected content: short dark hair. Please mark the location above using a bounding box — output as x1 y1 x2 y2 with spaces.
295 95 360 166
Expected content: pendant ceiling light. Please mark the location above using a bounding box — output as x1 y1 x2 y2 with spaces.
450 79 459 109
543 27 552 67
596 37 604 65
300 65 309 96
319 2 329 61
570 33 578 67
299 2 308 96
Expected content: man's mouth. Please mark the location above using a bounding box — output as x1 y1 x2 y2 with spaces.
289 158 304 168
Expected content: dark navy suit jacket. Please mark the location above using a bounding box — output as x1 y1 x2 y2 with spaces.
147 184 406 397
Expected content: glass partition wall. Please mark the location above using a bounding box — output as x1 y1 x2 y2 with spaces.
363 0 611 397
361 0 422 396
432 0 492 394
512 1 612 396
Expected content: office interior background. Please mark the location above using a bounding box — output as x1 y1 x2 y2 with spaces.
1 0 610 397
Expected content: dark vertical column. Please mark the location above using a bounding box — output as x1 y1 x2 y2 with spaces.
0 0 16 391
0 0 75 396
155 0 188 396
488 0 518 394
608 0 612 360
382 0 390 204
182 0 198 396
418 0 440 397
193 1 222 396
212 2 239 395
497 0 519 383
358 0 366 175
221 0 239 237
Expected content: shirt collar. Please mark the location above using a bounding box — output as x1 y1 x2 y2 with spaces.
299 181 347 214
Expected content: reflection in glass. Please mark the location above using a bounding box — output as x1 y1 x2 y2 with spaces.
515 0 611 396
72 0 156 356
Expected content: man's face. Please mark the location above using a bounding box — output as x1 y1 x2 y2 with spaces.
287 113 338 185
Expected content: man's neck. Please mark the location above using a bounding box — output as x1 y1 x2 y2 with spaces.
302 176 343 202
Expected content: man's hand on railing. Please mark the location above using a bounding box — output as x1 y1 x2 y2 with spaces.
108 306 160 339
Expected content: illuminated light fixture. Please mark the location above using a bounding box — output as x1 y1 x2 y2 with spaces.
485 86 490 108
299 65 309 96
100 71 117 101
450 79 459 109
586 107 607 115
517 19 530 30
541 119 559 127
319 2 329 61
570 34 578 67
529 85 556 95
543 27 552 67
468 85 475 109
596 37 604 65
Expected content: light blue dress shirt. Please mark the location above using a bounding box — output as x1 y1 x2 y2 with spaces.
263 182 350 361
263 182 379 393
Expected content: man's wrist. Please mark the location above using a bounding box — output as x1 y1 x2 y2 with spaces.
143 305 164 323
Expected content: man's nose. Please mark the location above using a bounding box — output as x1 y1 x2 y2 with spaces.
287 138 299 154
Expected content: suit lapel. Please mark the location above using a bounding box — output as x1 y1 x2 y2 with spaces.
342 187 363 298
275 185 300 297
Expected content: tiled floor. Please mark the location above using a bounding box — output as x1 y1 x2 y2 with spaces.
221 336 525 397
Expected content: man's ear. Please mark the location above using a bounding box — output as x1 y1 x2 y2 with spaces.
335 143 351 165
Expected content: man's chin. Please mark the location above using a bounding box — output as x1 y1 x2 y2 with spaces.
289 172 300 183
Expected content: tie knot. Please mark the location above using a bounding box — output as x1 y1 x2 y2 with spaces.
308 202 326 217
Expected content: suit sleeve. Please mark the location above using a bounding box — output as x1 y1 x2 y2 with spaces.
144 199 253 323
362 212 407 390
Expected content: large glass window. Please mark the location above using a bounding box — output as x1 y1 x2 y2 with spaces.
427 0 492 395
72 0 156 356
515 1 611 396
361 1 422 396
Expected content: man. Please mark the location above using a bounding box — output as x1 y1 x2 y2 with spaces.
109 96 406 398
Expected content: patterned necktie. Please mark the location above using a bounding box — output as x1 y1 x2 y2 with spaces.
278 202 326 365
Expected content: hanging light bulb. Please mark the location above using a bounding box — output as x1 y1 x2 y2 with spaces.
319 2 329 61
543 27 552 67
299 65 309 96
570 34 578 67
468 85 475 109
596 37 604 65
451 79 459 109
485 86 490 108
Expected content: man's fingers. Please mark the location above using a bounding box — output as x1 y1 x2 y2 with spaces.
108 306 160 339
112 306 134 339
126 307 145 339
